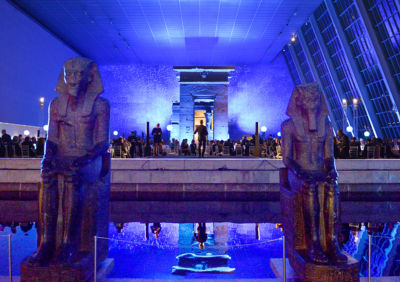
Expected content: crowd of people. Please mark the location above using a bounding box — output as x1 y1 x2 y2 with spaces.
110 131 283 159
2 127 400 159
0 130 45 158
334 129 400 159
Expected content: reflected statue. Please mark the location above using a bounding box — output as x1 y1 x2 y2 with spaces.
280 83 359 281
21 57 111 280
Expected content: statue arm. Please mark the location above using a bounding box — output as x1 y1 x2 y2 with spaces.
93 98 110 155
73 98 110 168
324 119 338 182
42 100 59 173
282 120 311 181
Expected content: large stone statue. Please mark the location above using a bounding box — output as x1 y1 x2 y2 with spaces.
21 57 111 280
280 83 359 281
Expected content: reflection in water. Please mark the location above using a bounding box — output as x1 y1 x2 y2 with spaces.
107 222 283 278
173 223 234 274
342 222 400 277
1 221 400 278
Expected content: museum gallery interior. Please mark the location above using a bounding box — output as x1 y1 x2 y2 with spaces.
0 0 400 281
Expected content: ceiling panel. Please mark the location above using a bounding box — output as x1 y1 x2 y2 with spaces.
9 0 322 65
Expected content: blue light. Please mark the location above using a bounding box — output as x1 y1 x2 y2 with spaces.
113 130 118 136
277 131 281 137
364 131 370 137
100 55 293 140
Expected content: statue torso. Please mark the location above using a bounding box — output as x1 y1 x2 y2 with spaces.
292 119 326 173
52 95 99 158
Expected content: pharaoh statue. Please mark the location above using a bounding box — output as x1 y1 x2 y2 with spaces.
280 83 359 281
21 57 111 279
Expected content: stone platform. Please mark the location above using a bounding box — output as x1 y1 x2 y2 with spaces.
0 158 400 223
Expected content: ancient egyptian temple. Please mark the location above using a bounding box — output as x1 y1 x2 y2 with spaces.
171 67 234 142
1 0 400 280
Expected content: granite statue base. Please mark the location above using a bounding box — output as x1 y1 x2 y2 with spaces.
20 258 114 282
286 250 359 281
280 168 360 281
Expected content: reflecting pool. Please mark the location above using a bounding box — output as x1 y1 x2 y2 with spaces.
1 221 400 279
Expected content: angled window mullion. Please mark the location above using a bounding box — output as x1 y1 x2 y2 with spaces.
356 0 400 136
288 43 307 84
298 25 342 131
326 0 384 137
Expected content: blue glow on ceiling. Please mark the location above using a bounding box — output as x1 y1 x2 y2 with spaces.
11 0 323 65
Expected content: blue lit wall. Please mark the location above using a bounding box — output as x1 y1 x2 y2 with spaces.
229 55 294 140
100 54 293 140
99 64 179 139
0 1 294 138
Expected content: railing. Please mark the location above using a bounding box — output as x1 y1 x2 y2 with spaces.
366 234 396 282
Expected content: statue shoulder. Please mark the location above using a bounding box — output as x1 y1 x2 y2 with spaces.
94 97 110 111
281 119 294 132
48 97 61 113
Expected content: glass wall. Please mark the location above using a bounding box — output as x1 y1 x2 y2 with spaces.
301 22 346 128
314 2 373 137
366 0 400 89
292 40 315 83
282 45 302 86
334 0 400 138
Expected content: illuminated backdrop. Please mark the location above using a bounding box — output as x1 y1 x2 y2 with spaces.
100 53 293 141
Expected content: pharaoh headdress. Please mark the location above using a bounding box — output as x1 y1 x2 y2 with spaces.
55 57 104 116
286 82 330 137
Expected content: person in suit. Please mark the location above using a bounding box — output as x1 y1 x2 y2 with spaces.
193 120 208 158
152 124 162 156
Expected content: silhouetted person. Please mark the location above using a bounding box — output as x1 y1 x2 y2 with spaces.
181 139 190 156
152 124 162 156
127 131 137 158
36 137 46 157
1 130 12 157
337 129 349 159
151 223 161 238
114 223 124 233
22 136 36 157
1 130 11 144
190 139 197 155
193 223 207 249
349 137 361 157
194 120 208 157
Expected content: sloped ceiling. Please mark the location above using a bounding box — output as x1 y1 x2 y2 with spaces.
10 0 322 65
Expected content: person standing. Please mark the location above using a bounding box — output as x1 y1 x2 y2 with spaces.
1 130 12 157
337 129 349 159
152 124 162 156
127 131 137 158
194 120 208 158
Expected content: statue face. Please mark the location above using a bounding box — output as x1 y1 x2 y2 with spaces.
63 61 89 97
297 89 321 113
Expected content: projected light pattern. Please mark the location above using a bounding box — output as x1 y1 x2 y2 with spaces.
100 55 293 140
100 64 179 138
229 55 294 139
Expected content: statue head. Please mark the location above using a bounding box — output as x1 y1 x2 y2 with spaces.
286 83 329 132
56 57 103 97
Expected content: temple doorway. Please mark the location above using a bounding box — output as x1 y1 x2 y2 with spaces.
194 110 206 143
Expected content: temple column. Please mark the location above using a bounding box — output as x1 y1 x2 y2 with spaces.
205 111 213 140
